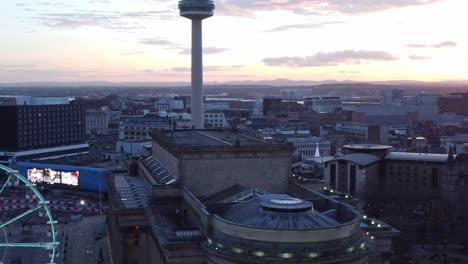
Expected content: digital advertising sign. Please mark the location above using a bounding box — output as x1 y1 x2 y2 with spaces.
27 167 79 186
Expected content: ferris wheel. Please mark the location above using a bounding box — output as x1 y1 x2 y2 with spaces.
0 164 58 264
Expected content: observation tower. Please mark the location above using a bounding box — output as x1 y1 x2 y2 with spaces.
179 0 215 129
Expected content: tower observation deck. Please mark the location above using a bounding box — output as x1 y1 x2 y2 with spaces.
179 0 214 19
179 0 215 129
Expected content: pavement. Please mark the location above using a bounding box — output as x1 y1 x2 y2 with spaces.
63 215 111 264
0 215 111 264
413 244 468 264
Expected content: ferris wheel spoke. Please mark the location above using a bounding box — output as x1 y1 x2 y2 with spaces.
0 204 44 229
0 175 12 194
0 242 58 249
0 165 57 264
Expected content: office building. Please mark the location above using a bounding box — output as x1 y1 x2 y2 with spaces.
381 89 404 106
304 97 343 113
335 123 389 144
324 144 454 205
0 96 87 163
262 97 282 116
86 109 110 135
118 116 171 140
204 111 228 128
287 137 331 158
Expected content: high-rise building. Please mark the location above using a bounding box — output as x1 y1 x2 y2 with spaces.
304 97 343 113
179 0 215 129
0 96 87 163
381 89 404 106
438 93 468 116
262 97 282 116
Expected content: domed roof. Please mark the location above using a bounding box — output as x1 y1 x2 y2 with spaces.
220 194 339 229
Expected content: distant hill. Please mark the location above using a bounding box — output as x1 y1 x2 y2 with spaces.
1 79 467 88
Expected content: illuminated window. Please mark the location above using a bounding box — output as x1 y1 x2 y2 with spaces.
279 252 294 259
232 248 243 254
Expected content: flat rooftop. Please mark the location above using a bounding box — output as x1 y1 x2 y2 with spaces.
343 144 392 150
111 173 149 209
385 152 450 163
153 129 267 147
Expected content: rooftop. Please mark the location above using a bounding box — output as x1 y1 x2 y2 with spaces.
333 153 381 166
152 129 269 147
343 144 393 150
112 173 149 209
385 152 450 163
220 194 341 230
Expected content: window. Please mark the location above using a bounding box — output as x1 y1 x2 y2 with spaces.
350 165 356 196
330 164 337 189
431 168 438 188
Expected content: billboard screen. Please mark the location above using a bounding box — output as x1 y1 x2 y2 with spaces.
27 167 79 186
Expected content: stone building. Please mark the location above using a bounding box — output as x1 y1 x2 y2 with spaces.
324 144 452 204
106 131 398 264
86 109 110 135
150 130 293 198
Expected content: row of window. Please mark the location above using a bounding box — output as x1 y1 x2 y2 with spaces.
18 106 82 112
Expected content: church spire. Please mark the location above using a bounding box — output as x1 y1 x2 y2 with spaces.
314 142 321 158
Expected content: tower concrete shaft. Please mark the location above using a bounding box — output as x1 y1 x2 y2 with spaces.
191 19 204 129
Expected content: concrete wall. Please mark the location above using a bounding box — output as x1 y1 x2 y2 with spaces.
206 254 368 264
178 150 291 198
209 214 361 243
384 160 445 202
324 161 380 201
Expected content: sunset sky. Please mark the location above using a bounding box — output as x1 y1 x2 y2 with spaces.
1 0 468 83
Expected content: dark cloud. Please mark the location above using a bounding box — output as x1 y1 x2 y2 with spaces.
264 21 343 32
408 55 432 60
171 65 243 72
140 38 178 46
139 39 228 55
178 47 230 55
171 67 191 72
89 0 110 3
30 8 174 31
0 64 36 69
217 0 441 16
34 12 138 30
120 51 147 56
263 50 398 67
338 70 360 74
406 41 457 48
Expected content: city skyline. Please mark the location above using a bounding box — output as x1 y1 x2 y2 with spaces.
1 0 468 83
